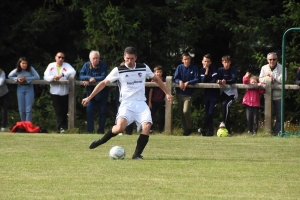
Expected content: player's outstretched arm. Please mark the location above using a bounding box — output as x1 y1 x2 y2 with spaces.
152 76 173 104
82 79 110 106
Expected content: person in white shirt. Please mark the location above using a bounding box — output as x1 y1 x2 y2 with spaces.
259 52 287 135
82 47 174 160
44 52 76 133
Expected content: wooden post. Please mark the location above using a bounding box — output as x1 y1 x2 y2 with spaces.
264 78 272 133
68 75 76 130
165 76 173 133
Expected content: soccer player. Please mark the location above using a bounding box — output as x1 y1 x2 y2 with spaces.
82 47 174 160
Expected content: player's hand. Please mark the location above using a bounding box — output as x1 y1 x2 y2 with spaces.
82 81 89 86
179 80 184 90
166 94 174 104
89 77 96 83
82 97 90 107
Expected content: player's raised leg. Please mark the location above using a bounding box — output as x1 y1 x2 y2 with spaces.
89 118 127 149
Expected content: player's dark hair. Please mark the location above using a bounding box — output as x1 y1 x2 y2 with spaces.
203 54 212 60
154 65 163 72
222 55 231 62
181 52 191 59
16 57 31 72
124 47 137 56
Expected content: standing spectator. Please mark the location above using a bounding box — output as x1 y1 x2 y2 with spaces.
79 51 109 134
217 55 238 136
148 65 166 133
198 54 219 136
242 72 265 135
173 52 199 136
8 57 40 122
44 52 76 133
82 46 173 160
259 52 287 135
0 69 10 131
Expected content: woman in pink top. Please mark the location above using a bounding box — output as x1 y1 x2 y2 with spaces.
242 72 265 135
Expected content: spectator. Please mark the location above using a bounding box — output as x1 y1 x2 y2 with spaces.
217 55 238 136
8 57 40 122
82 46 173 160
148 65 166 133
79 50 109 134
198 54 219 136
44 52 76 133
242 72 265 135
173 52 199 136
0 69 10 131
259 52 287 135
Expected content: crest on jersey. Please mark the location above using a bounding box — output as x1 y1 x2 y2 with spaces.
138 73 142 77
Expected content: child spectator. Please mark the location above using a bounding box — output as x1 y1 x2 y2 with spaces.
217 55 238 136
0 69 9 131
242 72 265 135
148 65 165 133
198 54 219 136
8 57 40 122
173 52 199 136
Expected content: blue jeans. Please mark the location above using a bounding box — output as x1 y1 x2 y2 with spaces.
17 85 34 122
86 95 108 133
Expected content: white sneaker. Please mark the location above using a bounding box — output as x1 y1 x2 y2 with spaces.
1 127 5 131
197 128 201 133
219 122 226 128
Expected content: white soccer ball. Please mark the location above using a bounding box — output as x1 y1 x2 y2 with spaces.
109 146 126 160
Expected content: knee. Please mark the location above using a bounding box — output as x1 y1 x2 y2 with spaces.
142 122 151 131
113 123 126 133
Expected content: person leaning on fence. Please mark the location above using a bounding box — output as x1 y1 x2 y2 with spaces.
148 65 166 134
82 46 174 160
0 69 10 131
217 55 238 136
242 72 265 135
44 52 76 133
8 57 40 122
198 54 219 136
259 52 287 136
79 51 109 134
173 52 199 136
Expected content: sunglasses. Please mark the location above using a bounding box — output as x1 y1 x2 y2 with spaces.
57 56 65 59
268 59 276 61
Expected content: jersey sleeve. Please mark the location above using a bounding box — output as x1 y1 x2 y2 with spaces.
106 67 119 82
145 64 154 79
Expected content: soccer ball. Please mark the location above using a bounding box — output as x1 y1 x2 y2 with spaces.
217 128 229 137
109 146 126 160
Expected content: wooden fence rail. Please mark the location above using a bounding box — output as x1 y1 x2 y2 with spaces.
6 75 300 134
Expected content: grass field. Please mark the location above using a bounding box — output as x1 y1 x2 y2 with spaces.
1 132 300 200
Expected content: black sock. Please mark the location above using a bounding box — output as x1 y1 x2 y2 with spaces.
96 129 116 145
133 134 149 157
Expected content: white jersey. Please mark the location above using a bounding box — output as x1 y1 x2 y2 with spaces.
106 63 154 102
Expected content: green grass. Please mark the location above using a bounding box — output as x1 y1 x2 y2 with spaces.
0 132 300 200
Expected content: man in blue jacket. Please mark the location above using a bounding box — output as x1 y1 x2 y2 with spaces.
79 51 109 134
174 52 199 136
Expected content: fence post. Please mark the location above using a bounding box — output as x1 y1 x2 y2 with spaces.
165 76 173 132
68 75 76 130
264 78 272 133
